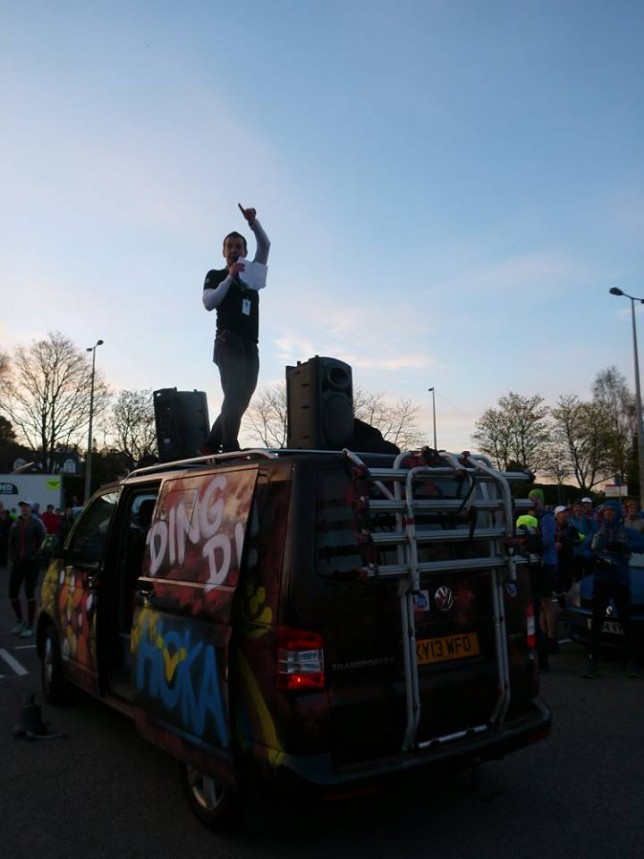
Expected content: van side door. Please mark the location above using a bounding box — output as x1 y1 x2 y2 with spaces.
130 466 258 772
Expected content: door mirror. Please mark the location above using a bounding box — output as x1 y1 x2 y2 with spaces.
38 534 64 562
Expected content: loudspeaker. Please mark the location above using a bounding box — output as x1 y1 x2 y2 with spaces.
153 388 210 462
286 356 354 450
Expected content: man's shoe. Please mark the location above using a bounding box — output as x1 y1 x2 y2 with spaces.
198 442 220 456
11 621 25 634
19 626 34 638
625 662 642 679
582 660 599 679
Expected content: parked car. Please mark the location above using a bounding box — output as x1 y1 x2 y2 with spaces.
37 448 551 830
566 559 644 657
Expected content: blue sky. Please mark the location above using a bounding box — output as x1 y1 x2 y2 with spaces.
2 0 643 451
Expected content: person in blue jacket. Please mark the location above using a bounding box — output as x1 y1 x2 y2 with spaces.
536 502 560 653
582 499 644 678
569 499 597 583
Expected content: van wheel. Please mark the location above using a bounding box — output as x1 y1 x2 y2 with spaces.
41 622 67 705
180 764 243 831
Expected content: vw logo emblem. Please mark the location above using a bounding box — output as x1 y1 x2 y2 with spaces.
434 585 454 613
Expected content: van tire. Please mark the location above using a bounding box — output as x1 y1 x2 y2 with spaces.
180 763 243 831
41 622 67 705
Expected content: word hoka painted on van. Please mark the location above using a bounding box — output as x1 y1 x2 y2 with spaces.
147 472 256 590
135 610 229 747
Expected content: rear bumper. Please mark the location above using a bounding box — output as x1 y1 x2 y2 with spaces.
566 606 644 653
266 697 551 794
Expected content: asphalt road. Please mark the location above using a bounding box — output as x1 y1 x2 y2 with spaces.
1 578 643 859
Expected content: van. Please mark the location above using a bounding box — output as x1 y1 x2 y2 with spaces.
37 447 551 830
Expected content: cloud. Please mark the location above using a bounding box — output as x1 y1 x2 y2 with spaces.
351 352 430 371
436 249 589 300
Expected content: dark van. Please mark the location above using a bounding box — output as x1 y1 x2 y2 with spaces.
37 448 550 830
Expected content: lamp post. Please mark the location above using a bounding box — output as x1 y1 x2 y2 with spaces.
609 288 644 508
84 339 104 503
428 387 438 451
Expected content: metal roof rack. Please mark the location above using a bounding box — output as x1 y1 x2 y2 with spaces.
126 448 279 479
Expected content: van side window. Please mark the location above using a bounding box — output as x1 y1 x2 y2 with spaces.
69 490 120 566
121 491 158 632
125 494 157 574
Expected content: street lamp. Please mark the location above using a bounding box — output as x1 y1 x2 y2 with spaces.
609 288 644 507
428 387 438 451
84 339 104 503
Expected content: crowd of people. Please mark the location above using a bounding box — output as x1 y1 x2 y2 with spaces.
0 497 83 639
516 489 644 679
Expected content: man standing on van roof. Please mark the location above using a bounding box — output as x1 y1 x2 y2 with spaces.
201 204 270 454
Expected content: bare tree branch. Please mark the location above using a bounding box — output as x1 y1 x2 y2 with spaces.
111 389 158 469
472 392 550 472
244 382 424 450
0 331 110 470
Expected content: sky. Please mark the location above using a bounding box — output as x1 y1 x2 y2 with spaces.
2 0 643 453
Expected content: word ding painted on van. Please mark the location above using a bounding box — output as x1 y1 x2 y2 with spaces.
147 471 256 590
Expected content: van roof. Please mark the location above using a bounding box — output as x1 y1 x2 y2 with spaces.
125 448 400 480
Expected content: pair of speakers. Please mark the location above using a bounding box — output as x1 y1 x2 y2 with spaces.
286 356 354 450
153 388 210 462
154 356 354 460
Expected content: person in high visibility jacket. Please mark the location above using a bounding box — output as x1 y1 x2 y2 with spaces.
516 507 549 671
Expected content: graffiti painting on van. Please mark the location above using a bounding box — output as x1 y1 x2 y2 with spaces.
50 567 97 674
145 469 257 611
133 607 229 748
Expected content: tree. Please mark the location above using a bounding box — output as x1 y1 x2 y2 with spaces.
539 442 573 489
0 415 32 472
243 382 424 450
244 384 289 448
353 387 424 450
0 349 10 396
549 395 612 492
0 415 16 444
592 366 636 484
472 392 551 472
0 331 111 471
111 390 158 470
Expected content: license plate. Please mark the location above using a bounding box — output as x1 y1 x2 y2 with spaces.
416 632 480 665
586 619 624 635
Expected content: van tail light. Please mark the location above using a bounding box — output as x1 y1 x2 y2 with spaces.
276 627 325 690
525 601 536 650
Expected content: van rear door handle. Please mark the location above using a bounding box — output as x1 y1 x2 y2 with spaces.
137 584 156 603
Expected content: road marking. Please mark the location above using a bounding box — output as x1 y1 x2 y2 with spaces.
0 648 28 676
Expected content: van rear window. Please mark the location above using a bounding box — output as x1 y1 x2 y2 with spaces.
316 469 363 577
315 467 500 578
